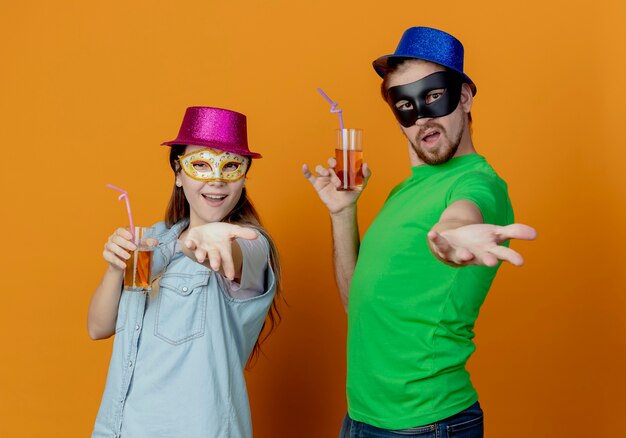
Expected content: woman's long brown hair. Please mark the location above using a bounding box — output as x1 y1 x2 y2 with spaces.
165 145 283 368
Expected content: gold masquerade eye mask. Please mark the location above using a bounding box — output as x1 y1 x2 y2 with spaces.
178 148 249 183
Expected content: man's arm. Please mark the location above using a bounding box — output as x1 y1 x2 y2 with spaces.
302 159 371 312
428 200 536 267
330 206 360 311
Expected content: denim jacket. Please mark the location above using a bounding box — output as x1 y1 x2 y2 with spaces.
92 219 276 438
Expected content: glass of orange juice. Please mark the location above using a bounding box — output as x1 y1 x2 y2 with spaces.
335 128 363 191
123 226 156 292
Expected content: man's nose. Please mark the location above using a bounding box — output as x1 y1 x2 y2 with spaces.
415 115 432 126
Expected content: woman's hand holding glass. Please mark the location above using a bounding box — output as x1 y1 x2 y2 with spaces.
103 228 137 271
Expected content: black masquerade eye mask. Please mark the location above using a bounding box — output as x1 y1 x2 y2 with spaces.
387 71 463 127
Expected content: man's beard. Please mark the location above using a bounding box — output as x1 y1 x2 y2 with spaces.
409 117 464 165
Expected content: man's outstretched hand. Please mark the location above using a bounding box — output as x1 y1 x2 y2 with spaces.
427 223 537 267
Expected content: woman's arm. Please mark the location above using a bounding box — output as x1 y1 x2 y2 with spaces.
87 228 136 340
88 267 124 340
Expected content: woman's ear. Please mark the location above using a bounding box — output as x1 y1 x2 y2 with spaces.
174 161 183 187
175 169 182 187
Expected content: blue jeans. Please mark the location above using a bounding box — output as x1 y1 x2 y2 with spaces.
339 402 483 438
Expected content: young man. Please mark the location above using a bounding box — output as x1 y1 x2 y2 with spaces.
303 27 536 437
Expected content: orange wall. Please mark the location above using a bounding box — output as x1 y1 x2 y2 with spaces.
1 1 625 436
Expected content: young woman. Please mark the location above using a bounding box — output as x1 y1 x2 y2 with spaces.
89 106 281 438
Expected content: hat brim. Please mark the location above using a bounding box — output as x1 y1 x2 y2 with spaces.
373 54 477 96
161 139 262 159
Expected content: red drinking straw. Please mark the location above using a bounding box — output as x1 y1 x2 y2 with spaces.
317 88 345 130
106 184 135 240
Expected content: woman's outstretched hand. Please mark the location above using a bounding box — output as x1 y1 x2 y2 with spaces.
183 223 258 280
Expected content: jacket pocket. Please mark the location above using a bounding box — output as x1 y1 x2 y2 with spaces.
154 272 210 345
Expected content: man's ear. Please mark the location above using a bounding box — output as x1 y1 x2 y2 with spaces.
459 83 473 114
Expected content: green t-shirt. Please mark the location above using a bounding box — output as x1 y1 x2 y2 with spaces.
347 154 513 429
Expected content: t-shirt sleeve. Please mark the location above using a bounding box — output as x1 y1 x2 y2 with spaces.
447 171 512 226
223 233 270 300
